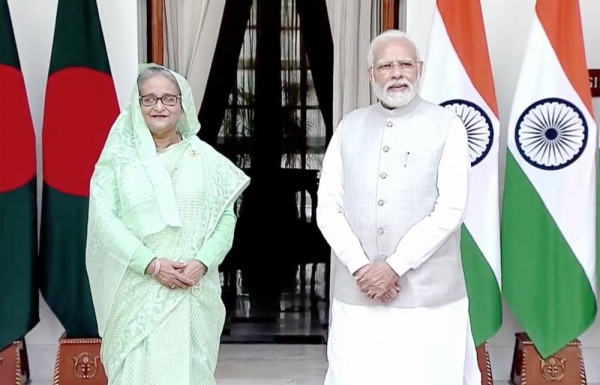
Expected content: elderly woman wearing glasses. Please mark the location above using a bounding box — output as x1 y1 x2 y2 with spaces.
85 63 249 384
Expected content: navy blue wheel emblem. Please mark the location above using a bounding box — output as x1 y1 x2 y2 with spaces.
514 97 588 171
440 99 493 167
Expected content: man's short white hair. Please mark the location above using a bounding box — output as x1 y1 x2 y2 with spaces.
367 30 421 67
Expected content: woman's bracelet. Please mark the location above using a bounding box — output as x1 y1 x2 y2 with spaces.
151 258 161 277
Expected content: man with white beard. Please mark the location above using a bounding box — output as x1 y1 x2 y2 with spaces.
317 29 481 385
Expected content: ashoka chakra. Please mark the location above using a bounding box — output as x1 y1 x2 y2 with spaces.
440 99 493 167
515 98 588 171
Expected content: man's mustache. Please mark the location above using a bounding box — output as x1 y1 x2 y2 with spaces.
385 80 411 90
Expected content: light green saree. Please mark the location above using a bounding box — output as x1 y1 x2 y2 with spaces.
85 63 250 384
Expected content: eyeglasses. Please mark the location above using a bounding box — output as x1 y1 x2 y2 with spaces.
139 94 181 107
373 60 418 74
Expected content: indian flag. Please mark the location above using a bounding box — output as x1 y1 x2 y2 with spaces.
420 0 502 346
501 0 597 358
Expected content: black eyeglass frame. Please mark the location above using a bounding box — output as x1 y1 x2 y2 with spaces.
139 94 182 107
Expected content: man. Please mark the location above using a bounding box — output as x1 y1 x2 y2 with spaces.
317 30 480 385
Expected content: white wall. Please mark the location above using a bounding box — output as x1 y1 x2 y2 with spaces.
7 0 138 381
406 0 600 382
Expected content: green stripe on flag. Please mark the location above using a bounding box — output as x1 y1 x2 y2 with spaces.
461 225 502 346
501 152 597 358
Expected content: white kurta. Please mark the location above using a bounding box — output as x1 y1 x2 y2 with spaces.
318 99 480 384
324 297 480 385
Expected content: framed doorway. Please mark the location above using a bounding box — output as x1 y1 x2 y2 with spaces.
143 0 405 344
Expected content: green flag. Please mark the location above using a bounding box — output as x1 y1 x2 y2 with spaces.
40 0 120 337
0 0 39 351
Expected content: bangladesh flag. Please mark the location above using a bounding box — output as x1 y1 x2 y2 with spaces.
0 0 39 351
40 0 120 338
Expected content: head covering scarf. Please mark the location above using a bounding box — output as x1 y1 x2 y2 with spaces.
85 63 250 336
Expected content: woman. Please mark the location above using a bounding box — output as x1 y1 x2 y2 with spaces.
85 63 250 384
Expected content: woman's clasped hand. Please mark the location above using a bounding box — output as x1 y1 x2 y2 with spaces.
145 258 207 289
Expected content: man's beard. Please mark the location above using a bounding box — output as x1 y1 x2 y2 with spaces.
372 76 418 108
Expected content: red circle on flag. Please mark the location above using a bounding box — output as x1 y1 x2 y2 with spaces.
42 67 120 197
0 65 37 193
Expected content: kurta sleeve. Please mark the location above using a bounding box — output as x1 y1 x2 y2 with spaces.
127 245 156 275
316 123 372 275
88 155 156 275
194 202 237 269
386 116 470 277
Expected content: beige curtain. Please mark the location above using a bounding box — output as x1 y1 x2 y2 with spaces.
326 0 378 128
164 0 226 110
325 0 379 322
